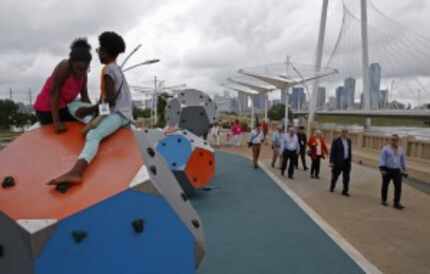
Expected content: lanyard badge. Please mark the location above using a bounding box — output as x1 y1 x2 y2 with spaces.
99 102 111 116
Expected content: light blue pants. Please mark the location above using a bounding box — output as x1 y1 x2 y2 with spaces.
68 101 129 163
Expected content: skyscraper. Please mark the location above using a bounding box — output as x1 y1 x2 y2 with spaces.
379 89 388 109
369 63 382 109
344 77 356 109
237 91 249 113
336 86 347 110
253 93 267 111
316 87 326 110
290 87 306 111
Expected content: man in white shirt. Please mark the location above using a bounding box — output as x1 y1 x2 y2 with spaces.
280 127 300 179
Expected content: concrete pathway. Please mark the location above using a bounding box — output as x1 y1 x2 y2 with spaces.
221 145 430 274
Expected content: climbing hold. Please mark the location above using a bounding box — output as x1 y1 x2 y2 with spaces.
2 176 15 189
181 192 188 202
131 219 144 234
147 147 156 157
55 183 71 194
191 219 200 229
149 166 157 176
71 230 87 244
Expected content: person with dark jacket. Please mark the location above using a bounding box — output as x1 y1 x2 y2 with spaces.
296 126 308 170
329 129 352 196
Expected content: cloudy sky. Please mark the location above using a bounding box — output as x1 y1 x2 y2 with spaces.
1 0 429 105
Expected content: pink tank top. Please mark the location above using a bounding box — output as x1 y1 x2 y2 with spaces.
33 74 84 112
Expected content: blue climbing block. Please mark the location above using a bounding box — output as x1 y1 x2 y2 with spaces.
36 190 195 274
156 134 192 170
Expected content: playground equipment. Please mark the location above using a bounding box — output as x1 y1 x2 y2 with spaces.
166 89 217 137
146 129 215 197
0 123 205 274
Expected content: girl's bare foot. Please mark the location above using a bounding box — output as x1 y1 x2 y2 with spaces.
47 159 88 186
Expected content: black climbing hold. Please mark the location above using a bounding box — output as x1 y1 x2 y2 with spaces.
190 139 194 143
162 142 166 146
149 166 157 175
180 92 185 96
200 112 204 116
2 176 15 189
181 120 186 123
147 147 156 157
177 138 182 143
172 162 177 167
55 183 71 194
177 111 180 115
204 142 208 145
181 192 188 202
183 131 187 135
199 95 203 99
191 219 200 229
144 129 149 133
72 230 87 243
131 219 144 234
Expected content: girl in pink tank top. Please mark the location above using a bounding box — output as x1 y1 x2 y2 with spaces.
33 38 92 133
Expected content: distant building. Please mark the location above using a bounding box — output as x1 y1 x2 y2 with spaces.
316 87 326 110
336 86 347 110
238 92 250 113
281 88 289 105
379 89 389 109
369 63 382 109
214 93 235 113
328 96 337 110
344 77 356 109
290 87 306 111
253 93 268 111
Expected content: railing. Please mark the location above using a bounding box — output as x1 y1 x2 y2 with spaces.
321 129 430 162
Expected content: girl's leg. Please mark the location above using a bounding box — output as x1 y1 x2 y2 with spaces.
48 114 128 185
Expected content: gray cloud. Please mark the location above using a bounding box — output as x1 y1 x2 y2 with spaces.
1 0 430 104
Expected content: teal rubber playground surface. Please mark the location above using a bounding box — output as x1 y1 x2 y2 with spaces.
193 151 364 274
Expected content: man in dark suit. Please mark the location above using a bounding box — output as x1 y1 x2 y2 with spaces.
329 129 352 196
295 126 308 170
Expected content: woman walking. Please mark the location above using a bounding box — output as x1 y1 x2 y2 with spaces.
307 130 328 179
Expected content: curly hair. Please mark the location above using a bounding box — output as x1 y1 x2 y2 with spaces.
69 38 92 63
98 31 126 57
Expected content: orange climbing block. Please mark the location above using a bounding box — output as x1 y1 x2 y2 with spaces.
0 122 143 220
185 148 215 188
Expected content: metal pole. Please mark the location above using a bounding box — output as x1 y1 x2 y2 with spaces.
283 88 289 130
251 96 255 129
264 93 268 121
154 76 158 127
9 88 12 100
361 0 370 111
308 0 329 136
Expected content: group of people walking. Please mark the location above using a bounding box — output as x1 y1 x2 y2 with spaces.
250 123 407 210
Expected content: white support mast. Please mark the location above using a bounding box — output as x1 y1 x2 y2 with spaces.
308 0 329 135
